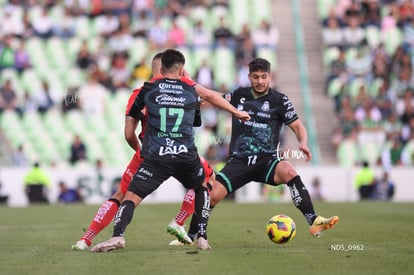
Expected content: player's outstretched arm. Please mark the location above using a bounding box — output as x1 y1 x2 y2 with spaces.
195 85 250 121
287 119 312 162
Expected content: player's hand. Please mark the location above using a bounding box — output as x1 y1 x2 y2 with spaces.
299 144 312 162
235 110 250 121
182 69 192 79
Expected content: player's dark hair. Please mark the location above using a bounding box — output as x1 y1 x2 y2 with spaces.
153 52 163 61
161 49 185 72
248 58 271 73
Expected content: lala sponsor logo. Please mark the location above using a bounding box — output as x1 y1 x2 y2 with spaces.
159 138 188 156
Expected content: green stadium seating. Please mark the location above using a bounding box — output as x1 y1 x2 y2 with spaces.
322 46 340 70
327 77 343 98
257 47 278 69
49 4 64 23
27 5 42 22
365 26 381 49
46 37 70 72
213 47 236 88
359 141 381 166
64 37 83 60
337 139 358 167
250 0 273 28
189 5 210 28
209 5 230 30
191 47 213 71
0 68 18 83
75 16 94 39
19 68 42 95
369 77 384 98
63 67 86 87
317 0 336 19
401 141 414 165
347 77 368 98
128 37 150 68
229 0 249 34
382 27 402 56
0 111 25 148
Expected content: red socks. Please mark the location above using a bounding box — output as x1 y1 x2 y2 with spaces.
175 189 195 226
80 199 120 246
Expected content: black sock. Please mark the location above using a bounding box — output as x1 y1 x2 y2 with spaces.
194 185 211 239
287 176 317 225
108 198 121 207
188 213 198 241
113 200 135 237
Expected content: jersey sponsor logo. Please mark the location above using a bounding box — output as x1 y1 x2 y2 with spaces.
155 94 186 106
138 167 153 177
244 120 268 129
159 145 188 156
94 200 113 222
166 138 174 146
257 112 270 118
159 138 189 156
261 101 270 111
283 96 294 110
158 132 183 138
158 83 184 90
285 110 296 119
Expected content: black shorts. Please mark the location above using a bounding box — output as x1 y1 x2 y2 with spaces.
216 154 284 193
128 157 205 199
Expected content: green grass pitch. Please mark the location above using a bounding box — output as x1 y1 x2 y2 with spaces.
1 201 413 275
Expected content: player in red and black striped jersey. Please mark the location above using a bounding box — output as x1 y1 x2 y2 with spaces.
90 49 250 252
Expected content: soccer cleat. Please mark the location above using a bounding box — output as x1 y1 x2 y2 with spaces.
169 239 186 246
166 219 193 245
310 215 339 237
197 237 211 250
90 237 125 253
71 239 89 251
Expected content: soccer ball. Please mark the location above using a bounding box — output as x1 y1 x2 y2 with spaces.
266 214 296 244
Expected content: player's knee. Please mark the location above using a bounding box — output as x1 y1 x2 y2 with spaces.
112 189 125 201
274 162 298 183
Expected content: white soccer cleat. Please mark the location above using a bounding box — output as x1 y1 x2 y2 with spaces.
71 239 89 251
169 239 185 246
197 237 211 250
166 219 193 245
90 237 126 253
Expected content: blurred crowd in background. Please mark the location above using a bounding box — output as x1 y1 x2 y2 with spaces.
0 0 277 169
321 0 414 168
